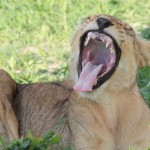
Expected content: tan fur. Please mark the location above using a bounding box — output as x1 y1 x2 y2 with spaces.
70 14 150 150
0 14 149 150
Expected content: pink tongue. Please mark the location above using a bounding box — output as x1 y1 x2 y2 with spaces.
73 62 103 92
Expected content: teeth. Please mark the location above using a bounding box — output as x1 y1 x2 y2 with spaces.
84 36 90 46
84 32 114 52
99 37 102 41
99 71 106 77
84 32 96 46
100 73 104 77
106 42 109 48
110 47 115 53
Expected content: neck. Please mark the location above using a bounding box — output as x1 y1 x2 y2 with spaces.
69 84 150 149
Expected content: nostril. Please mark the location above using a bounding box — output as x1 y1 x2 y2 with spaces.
96 18 112 31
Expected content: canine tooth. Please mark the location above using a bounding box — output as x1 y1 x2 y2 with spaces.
85 32 97 46
84 40 88 46
84 32 92 46
84 36 90 46
106 42 109 48
84 41 87 46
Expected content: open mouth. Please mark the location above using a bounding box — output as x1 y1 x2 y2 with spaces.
73 31 121 92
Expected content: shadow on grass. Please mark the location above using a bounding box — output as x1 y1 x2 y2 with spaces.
141 28 150 40
137 67 150 107
137 28 150 107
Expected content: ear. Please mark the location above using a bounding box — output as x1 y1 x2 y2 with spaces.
136 36 150 67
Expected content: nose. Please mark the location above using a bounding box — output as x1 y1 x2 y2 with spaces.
96 17 112 31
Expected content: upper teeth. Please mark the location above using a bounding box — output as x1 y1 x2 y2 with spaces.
84 32 115 54
106 42 109 48
110 47 115 53
84 32 97 46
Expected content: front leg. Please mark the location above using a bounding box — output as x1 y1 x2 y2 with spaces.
71 122 115 150
69 95 115 150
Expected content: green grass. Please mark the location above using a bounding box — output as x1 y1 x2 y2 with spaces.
0 130 71 150
0 0 150 149
0 0 149 104
0 0 150 83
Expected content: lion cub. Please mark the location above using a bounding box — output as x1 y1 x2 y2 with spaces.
0 14 149 150
69 14 150 150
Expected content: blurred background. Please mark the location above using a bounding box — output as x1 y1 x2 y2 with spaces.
0 0 149 104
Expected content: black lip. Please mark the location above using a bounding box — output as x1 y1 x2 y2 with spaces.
78 30 121 90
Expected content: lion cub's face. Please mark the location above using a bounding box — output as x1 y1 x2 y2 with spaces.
70 14 139 100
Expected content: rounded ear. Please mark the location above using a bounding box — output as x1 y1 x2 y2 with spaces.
136 36 150 67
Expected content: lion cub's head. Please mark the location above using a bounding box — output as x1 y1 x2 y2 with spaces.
70 14 150 100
